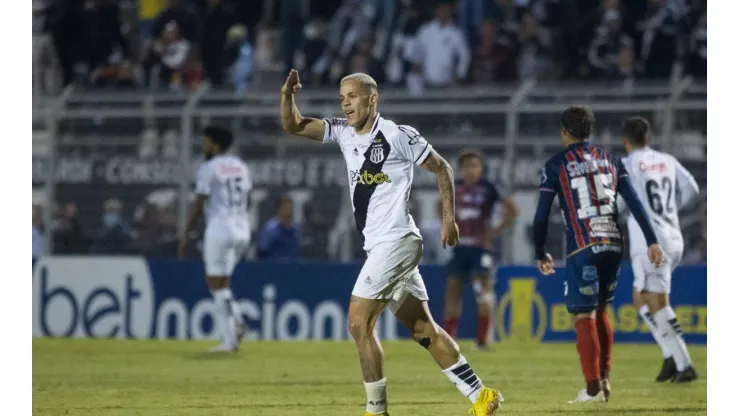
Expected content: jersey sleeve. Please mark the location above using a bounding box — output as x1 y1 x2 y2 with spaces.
539 162 559 193
394 125 432 165
243 163 254 192
322 117 348 144
195 163 215 196
675 158 700 209
614 156 630 180
532 189 556 260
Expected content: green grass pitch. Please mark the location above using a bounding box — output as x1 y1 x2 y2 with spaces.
33 339 706 415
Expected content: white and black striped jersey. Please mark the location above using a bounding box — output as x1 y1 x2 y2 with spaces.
196 154 253 229
323 114 432 251
620 147 700 257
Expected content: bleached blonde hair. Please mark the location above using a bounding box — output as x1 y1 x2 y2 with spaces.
340 73 378 95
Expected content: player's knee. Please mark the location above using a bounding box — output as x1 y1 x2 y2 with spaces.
407 318 437 342
645 292 668 312
347 315 374 340
475 291 494 308
445 278 463 301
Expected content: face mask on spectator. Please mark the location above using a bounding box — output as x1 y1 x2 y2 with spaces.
103 213 121 228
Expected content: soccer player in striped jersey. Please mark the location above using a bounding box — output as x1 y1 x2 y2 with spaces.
443 149 519 350
532 106 664 403
620 117 700 383
280 69 503 416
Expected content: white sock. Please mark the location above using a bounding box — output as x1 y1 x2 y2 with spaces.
212 289 236 347
654 306 693 371
228 316 237 342
363 378 387 414
222 288 244 326
442 356 483 403
639 305 671 359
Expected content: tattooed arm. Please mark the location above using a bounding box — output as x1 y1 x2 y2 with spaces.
420 149 455 220
420 150 459 247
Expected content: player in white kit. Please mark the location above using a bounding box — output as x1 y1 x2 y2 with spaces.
619 117 700 382
179 125 251 352
280 70 503 416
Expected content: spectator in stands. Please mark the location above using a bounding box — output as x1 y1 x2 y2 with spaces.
638 0 682 79
33 205 46 261
258 196 301 261
517 12 551 80
141 0 197 87
412 1 471 87
53 202 89 254
85 0 134 88
587 10 634 79
470 20 517 83
343 36 386 84
200 0 236 87
147 21 201 90
90 199 133 255
228 25 255 95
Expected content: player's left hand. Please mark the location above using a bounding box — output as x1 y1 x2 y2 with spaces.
647 243 664 267
177 238 188 259
441 219 460 249
537 253 555 275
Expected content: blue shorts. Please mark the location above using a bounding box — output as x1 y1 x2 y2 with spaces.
447 246 494 280
565 246 623 314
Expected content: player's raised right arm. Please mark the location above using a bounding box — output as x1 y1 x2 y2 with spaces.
280 69 326 142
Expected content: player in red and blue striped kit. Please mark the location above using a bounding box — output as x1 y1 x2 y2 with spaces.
443 149 519 351
532 106 664 404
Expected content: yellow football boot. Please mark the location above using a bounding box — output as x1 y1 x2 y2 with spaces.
468 387 504 415
364 412 389 416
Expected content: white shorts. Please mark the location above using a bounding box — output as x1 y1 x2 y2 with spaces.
632 250 682 294
203 222 250 277
352 233 429 314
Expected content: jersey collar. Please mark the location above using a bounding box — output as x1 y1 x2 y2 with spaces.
566 141 589 149
630 146 651 154
370 113 381 137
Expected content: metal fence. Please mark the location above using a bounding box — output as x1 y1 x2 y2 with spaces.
33 79 707 264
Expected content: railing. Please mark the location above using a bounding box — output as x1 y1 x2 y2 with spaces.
34 79 707 263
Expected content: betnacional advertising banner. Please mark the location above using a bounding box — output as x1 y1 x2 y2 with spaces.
32 257 706 344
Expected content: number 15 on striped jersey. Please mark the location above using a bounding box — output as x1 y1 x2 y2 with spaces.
571 174 616 219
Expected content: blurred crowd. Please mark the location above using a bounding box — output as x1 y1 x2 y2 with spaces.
32 195 307 262
32 192 707 265
33 0 707 94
